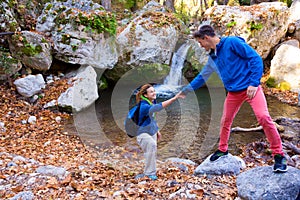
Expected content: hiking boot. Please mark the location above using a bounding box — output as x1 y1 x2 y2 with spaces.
147 175 158 180
135 174 157 180
210 150 228 162
273 154 287 173
135 174 145 179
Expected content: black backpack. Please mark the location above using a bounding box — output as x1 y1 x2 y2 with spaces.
124 102 148 138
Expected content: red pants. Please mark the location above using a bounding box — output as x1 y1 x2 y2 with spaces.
219 86 284 156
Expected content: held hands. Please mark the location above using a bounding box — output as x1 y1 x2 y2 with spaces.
247 86 258 99
175 91 186 99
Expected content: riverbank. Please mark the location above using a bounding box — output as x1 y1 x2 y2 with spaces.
0 79 299 199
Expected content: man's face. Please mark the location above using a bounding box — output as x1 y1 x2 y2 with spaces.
196 36 212 51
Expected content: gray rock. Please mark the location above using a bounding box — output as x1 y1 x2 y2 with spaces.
36 0 118 69
57 65 98 112
13 74 45 97
289 0 300 23
36 165 67 178
13 155 26 162
9 191 34 200
166 157 197 166
237 166 300 200
194 153 245 175
8 31 52 71
270 44 300 92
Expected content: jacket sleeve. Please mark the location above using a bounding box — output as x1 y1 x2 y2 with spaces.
149 103 163 114
181 57 215 94
230 37 263 87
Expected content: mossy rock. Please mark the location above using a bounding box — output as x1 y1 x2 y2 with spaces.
266 77 276 88
276 81 291 91
104 63 170 84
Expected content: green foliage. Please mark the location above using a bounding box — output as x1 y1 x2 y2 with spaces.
61 34 71 45
266 77 276 88
53 6 117 36
41 37 48 43
279 0 293 7
80 38 87 43
45 3 53 11
276 81 291 91
71 44 78 51
7 0 17 8
98 76 108 90
116 0 136 9
9 21 18 32
226 21 237 28
61 34 88 51
0 47 19 75
22 43 43 56
239 0 251 5
249 21 263 31
77 12 117 35
174 0 191 25
11 35 43 56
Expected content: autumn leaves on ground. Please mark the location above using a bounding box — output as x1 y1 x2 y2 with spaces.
0 78 298 199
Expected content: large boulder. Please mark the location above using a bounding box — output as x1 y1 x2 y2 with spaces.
201 2 290 59
35 0 118 69
194 153 246 175
288 0 300 23
57 65 98 112
237 166 300 200
105 1 182 83
8 31 52 71
270 44 300 92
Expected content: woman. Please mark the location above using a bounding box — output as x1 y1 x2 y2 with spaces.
134 83 179 180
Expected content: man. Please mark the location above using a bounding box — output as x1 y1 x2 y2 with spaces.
178 25 287 173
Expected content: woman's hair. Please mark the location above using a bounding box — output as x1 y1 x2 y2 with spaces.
136 83 153 103
193 25 216 39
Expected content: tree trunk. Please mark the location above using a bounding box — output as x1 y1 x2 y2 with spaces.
163 0 175 12
101 0 112 11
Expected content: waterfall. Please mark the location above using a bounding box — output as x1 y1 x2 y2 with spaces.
155 42 191 97
164 42 190 86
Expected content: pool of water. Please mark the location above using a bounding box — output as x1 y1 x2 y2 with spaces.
65 85 300 162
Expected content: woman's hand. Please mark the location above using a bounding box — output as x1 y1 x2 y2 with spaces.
157 131 162 141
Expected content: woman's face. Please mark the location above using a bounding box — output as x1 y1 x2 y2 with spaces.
144 86 156 101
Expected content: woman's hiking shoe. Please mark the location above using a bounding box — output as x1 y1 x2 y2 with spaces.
135 174 158 180
273 154 288 173
210 150 228 162
147 175 158 180
135 174 145 179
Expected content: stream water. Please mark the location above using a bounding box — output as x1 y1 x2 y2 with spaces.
65 86 300 162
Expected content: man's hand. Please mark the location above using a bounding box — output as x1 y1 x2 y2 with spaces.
247 86 258 99
176 91 186 99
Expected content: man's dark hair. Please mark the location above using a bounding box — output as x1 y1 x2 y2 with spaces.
193 25 216 39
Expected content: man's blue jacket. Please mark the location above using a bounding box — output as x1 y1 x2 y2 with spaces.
182 36 263 93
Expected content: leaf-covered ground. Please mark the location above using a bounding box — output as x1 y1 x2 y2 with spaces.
0 79 299 199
